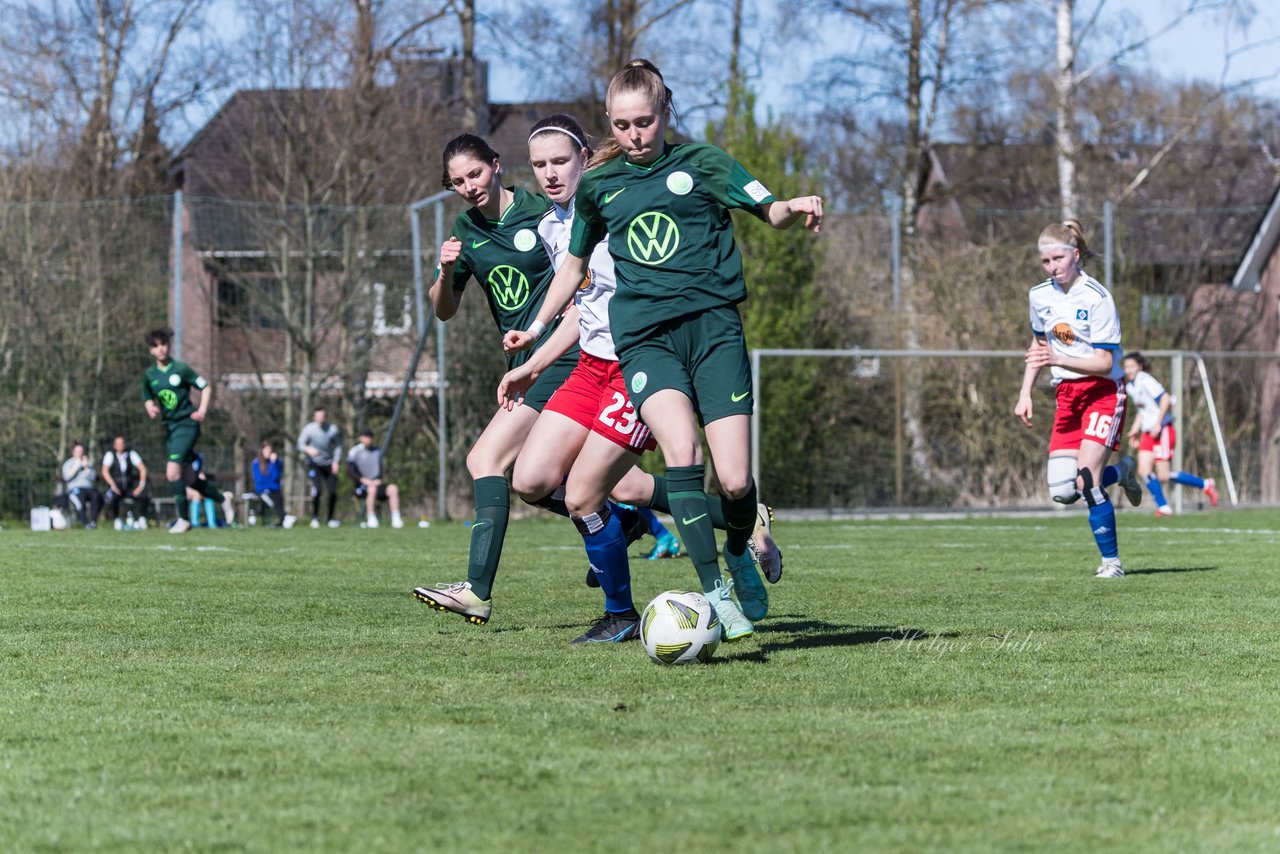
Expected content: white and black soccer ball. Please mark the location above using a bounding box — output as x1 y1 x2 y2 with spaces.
640 590 721 665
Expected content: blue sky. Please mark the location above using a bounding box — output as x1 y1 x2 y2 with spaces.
481 1 1280 110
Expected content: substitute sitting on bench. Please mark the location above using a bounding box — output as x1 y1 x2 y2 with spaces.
346 430 404 529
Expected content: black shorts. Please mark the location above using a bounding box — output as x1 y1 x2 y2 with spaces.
355 483 390 500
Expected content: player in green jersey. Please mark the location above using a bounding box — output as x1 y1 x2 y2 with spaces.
141 328 232 533
412 133 588 625
508 60 823 640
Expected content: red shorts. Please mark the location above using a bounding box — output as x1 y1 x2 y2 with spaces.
544 351 657 455
1049 377 1126 453
1138 424 1175 461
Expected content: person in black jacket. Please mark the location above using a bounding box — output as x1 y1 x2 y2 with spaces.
101 435 151 527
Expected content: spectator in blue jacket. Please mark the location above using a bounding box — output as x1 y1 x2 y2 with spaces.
252 440 293 527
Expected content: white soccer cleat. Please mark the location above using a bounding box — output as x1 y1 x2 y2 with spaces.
114 518 123 531
283 514 296 529
310 518 320 529
1154 505 1173 518
413 582 492 625
169 518 192 534
366 515 380 529
391 515 404 529
1095 560 1125 579
748 502 783 584
327 519 341 528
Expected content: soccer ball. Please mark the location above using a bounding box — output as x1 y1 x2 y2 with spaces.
640 590 721 665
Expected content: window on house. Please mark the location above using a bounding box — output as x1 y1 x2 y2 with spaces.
217 276 284 329
373 281 412 336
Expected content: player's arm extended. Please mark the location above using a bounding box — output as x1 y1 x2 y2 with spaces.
498 305 581 409
503 255 587 353
762 195 824 232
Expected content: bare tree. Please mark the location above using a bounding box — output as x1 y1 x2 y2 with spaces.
804 0 1012 498
1041 0 1225 220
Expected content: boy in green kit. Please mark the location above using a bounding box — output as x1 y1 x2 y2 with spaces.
141 329 232 532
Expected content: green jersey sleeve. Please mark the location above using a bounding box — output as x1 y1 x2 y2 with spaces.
141 374 154 403
696 145 775 222
568 177 608 258
177 361 208 390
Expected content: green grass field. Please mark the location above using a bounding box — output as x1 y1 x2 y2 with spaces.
3 508 1279 851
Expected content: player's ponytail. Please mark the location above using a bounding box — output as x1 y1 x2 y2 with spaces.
591 59 678 169
441 134 500 191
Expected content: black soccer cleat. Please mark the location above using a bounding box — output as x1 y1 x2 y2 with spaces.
571 611 640 644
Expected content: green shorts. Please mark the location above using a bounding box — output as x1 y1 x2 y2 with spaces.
522 347 580 413
165 420 201 464
617 305 753 424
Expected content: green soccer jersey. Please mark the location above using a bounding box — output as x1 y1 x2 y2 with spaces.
445 186 572 368
141 359 207 427
569 142 775 353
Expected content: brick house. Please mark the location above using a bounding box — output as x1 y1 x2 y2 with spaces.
169 57 596 411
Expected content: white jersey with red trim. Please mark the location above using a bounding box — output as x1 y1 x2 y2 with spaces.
538 200 617 361
1126 370 1173 433
1027 272 1123 383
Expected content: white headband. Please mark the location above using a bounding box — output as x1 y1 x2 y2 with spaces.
528 126 586 150
1038 242 1077 253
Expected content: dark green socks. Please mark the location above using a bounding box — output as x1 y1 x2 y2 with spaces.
665 465 723 594
648 474 727 529
466 476 510 601
170 478 188 517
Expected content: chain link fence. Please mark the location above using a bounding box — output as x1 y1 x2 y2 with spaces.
1 195 1274 522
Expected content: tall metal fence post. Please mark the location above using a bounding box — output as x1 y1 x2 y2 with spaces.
172 190 183 359
891 203 904 506
406 190 454 518
435 199 449 519
751 348 761 497
1104 200 1114 292
1171 351 1184 513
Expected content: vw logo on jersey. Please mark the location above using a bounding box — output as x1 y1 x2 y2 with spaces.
666 171 693 196
1076 309 1089 321
513 228 538 252
626 211 680 266
631 371 648 394
169 373 181 386
487 264 531 311
158 389 179 410
1052 322 1077 345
